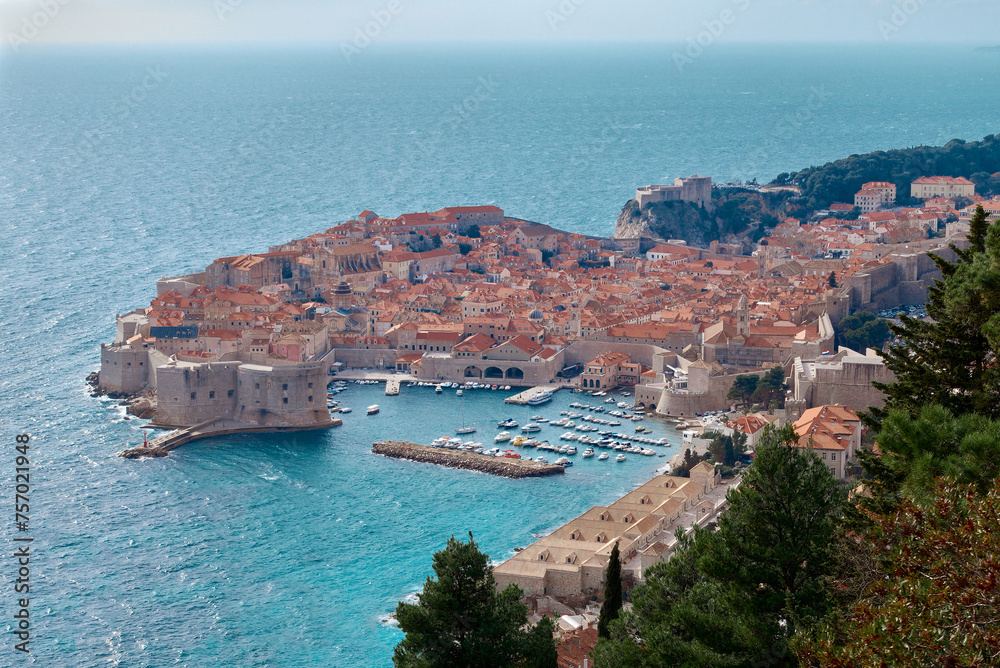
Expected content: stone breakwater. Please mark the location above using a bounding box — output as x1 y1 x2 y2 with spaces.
372 441 565 479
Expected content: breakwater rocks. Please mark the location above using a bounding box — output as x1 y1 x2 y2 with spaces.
372 441 565 479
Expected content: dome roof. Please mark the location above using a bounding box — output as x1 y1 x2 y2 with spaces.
529 309 543 320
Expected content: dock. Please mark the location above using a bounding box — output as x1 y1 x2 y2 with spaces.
385 379 400 396
372 441 565 478
504 384 563 405
121 418 342 459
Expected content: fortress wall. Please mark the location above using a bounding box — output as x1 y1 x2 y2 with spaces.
156 273 207 297
235 363 332 428
328 348 395 369
812 360 892 412
416 354 564 386
564 341 671 368
98 345 150 395
155 363 240 427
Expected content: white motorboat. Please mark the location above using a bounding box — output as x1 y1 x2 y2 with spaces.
495 431 512 443
598 452 609 460
339 407 352 414
435 384 443 393
582 448 594 458
616 454 627 462
366 405 380 415
521 423 542 433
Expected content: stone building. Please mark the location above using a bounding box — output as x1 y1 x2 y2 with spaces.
635 175 712 210
493 465 720 598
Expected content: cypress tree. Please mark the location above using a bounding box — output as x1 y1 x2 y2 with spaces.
598 541 623 639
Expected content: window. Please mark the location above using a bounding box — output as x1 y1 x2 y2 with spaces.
283 398 288 404
822 453 826 460
190 392 196 399
255 383 260 389
308 382 313 389
209 391 215 399
228 390 234 397
308 395 313 403
282 383 288 391
830 453 836 461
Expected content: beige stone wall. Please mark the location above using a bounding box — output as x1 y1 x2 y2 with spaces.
99 344 151 394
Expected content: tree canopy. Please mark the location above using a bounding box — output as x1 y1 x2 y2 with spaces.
394 533 557 668
834 311 891 353
593 426 846 667
795 478 1000 667
784 134 1000 209
871 205 1000 425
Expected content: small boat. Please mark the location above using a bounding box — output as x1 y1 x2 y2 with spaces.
339 407 352 414
598 452 609 461
511 435 528 447
565 445 578 455
582 448 595 458
456 426 477 435
495 431 512 443
535 456 548 464
521 423 542 433
366 405 380 415
616 454 627 462
435 385 443 393
456 389 463 396
554 457 572 467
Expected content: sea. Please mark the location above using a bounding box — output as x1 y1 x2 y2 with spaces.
1 43 998 666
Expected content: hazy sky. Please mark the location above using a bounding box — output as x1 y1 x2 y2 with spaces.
1 0 997 47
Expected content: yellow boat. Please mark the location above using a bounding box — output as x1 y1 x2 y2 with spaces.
511 435 528 447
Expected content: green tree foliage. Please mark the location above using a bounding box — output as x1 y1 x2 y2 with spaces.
834 311 891 353
431 234 442 249
707 431 747 468
594 426 846 667
394 533 556 668
458 242 472 256
786 134 1000 209
870 205 1000 426
726 367 788 409
827 271 837 288
467 224 481 238
795 478 1000 668
521 616 559 668
859 404 1000 508
672 448 704 478
598 541 623 639
726 375 759 408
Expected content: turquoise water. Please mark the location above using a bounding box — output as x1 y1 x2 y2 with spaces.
2 44 999 666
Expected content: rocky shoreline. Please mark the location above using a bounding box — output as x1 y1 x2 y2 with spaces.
372 441 565 479
86 371 157 419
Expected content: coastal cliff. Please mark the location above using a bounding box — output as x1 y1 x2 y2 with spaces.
614 199 717 245
615 190 795 246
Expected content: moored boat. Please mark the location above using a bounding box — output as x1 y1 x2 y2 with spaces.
366 405 380 415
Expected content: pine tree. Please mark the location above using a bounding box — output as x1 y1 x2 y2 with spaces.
869 204 1000 427
828 271 837 288
394 532 556 667
597 541 623 639
522 616 559 668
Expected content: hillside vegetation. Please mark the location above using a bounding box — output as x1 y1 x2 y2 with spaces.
776 134 1000 209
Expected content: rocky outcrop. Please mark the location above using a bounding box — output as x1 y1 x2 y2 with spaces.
372 441 565 479
614 199 718 246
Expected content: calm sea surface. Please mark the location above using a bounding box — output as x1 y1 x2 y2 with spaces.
1 44 998 666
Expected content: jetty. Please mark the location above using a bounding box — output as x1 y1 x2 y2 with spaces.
121 418 342 459
385 379 400 396
372 441 565 478
504 384 563 405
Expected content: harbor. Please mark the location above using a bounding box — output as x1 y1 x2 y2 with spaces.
120 417 343 458
504 384 566 405
372 441 566 478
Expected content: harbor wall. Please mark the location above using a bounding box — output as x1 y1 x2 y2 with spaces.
151 360 333 429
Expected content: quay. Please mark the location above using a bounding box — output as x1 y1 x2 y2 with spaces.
385 379 400 396
121 418 342 459
504 384 565 405
372 441 566 478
